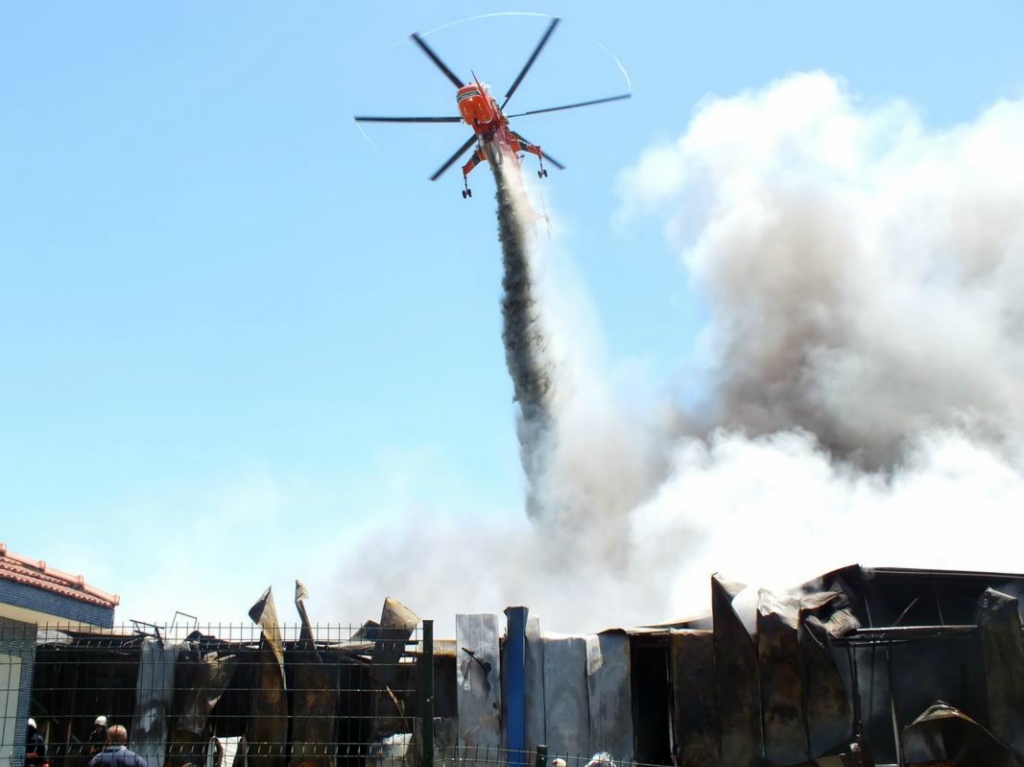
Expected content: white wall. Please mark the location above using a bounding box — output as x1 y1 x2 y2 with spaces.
0 653 23 767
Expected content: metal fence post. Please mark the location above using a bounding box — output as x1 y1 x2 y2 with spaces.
535 745 548 767
422 620 435 767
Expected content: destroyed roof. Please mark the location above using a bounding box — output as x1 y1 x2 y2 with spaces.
0 542 120 610
816 563 1024 628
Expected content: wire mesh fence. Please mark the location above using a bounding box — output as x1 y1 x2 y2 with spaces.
2 624 675 767
431 745 668 767
4 621 430 767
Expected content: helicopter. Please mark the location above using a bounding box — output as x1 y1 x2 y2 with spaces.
354 18 630 198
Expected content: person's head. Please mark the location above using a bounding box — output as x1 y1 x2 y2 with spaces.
94 716 108 730
106 725 128 746
27 718 37 735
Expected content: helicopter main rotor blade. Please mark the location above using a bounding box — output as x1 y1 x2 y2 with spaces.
430 134 478 181
513 132 565 170
540 150 566 170
410 33 465 89
501 17 560 111
354 116 462 123
507 93 631 118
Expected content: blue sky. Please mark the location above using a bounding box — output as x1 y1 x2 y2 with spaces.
2 0 1022 626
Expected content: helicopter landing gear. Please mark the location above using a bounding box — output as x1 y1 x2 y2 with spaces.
537 158 548 178
462 186 472 199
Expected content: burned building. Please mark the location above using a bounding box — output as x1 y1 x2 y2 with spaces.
3 564 1023 767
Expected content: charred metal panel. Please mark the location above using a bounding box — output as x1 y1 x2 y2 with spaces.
432 653 458 719
291 582 340 767
630 639 672 766
757 591 807 765
800 586 855 756
372 599 420 676
333 655 373 767
978 588 1024 755
524 615 546 751
456 614 502 749
133 637 180 767
711 575 761 767
585 632 633 762
247 588 288 767
542 635 589 757
670 630 718 767
167 650 237 767
370 598 420 740
903 702 1024 767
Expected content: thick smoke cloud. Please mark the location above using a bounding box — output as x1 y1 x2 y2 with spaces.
331 74 1024 634
618 72 1024 467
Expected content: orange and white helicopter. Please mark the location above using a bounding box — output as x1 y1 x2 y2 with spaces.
355 18 630 198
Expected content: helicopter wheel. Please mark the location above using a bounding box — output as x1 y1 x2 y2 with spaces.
462 190 467 199
467 188 472 198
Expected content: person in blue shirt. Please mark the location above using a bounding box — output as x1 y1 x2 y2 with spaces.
87 725 149 767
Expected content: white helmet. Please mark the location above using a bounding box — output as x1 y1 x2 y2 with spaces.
27 718 37 729
95 716 107 727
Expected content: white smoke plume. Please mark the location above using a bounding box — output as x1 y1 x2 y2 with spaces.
618 71 1024 466
331 73 1024 635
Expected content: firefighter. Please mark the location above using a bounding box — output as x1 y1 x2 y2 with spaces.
26 718 49 767
87 716 109 757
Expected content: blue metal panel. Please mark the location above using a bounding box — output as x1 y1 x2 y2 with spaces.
504 607 528 767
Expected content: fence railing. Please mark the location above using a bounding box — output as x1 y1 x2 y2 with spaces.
2 620 431 767
431 745 658 767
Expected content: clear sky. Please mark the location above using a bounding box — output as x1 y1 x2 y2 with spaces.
2 0 1022 628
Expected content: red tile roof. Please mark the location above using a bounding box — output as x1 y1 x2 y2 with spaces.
0 543 119 609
